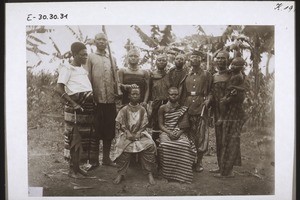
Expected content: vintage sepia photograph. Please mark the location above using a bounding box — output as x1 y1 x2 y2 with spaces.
6 2 295 200
26 25 275 196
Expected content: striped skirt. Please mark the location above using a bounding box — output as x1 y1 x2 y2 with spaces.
63 92 99 166
159 140 196 183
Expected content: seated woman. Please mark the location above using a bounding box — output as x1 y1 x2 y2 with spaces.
113 87 157 185
55 42 96 178
158 87 196 183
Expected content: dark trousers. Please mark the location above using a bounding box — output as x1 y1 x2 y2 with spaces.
94 103 117 161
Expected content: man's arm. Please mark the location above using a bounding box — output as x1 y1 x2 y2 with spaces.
55 83 83 110
85 55 92 82
143 70 150 104
204 72 213 107
158 105 172 136
118 68 125 90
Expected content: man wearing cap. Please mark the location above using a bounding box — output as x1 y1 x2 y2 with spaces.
85 33 118 167
181 50 213 172
210 51 247 178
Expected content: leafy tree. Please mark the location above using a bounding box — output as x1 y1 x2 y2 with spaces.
132 25 177 70
195 25 206 35
26 26 53 68
241 26 274 95
225 25 274 127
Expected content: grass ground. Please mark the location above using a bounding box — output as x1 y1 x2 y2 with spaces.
28 112 274 196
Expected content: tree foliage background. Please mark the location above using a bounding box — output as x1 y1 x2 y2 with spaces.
26 25 274 129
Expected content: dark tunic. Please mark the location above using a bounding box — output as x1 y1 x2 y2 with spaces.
168 67 188 88
168 67 188 104
181 68 213 153
149 70 170 131
121 69 147 105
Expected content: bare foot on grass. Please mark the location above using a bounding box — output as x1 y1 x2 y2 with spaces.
148 173 156 185
113 175 124 184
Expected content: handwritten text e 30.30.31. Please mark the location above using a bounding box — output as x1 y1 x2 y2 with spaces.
27 13 68 21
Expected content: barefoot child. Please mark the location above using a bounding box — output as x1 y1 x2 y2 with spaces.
113 87 157 184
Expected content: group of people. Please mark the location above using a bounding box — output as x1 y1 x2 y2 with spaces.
55 31 247 185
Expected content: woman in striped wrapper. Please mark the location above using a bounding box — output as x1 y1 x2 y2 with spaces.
56 42 97 178
158 87 197 183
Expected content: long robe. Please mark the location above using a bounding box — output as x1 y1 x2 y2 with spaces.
113 104 156 175
212 71 246 176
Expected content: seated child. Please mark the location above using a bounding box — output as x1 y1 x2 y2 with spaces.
113 87 157 185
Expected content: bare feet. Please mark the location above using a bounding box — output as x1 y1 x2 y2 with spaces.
213 171 235 178
194 163 204 173
113 175 124 184
78 168 88 176
102 158 117 167
68 170 85 179
148 173 156 185
195 166 204 173
209 168 220 173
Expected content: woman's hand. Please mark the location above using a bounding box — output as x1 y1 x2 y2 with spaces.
126 130 136 141
169 128 181 140
72 102 84 111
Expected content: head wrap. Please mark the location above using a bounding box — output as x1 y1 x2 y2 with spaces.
128 48 140 56
175 53 186 60
216 50 229 59
231 57 245 66
191 50 201 56
190 49 206 58
95 33 108 40
156 54 168 60
71 42 86 55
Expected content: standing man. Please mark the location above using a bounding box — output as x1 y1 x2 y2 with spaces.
168 53 189 104
182 50 213 172
85 33 118 167
149 54 170 142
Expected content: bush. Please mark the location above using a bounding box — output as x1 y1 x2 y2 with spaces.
27 68 64 127
243 71 274 128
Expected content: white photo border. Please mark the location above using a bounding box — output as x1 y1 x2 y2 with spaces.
5 1 295 200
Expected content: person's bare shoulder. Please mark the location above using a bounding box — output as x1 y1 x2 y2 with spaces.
119 68 126 73
158 104 167 112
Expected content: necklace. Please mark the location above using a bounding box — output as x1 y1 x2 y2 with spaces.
175 68 183 72
131 111 139 121
128 103 140 112
128 66 139 71
166 101 179 110
128 103 140 120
